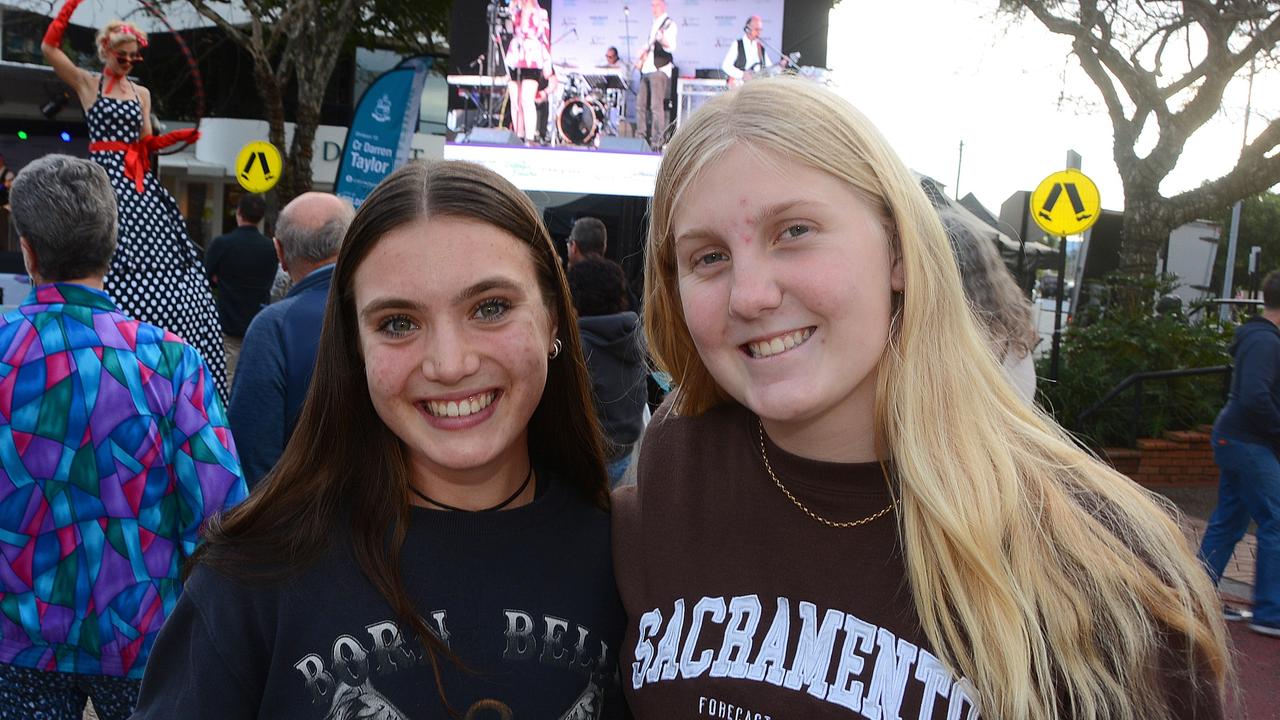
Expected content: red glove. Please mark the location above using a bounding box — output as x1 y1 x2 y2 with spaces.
144 128 201 153
42 0 85 48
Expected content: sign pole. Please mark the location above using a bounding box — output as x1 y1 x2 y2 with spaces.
1050 234 1067 382
1029 168 1101 387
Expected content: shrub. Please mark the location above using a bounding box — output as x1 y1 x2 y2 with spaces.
1036 273 1233 448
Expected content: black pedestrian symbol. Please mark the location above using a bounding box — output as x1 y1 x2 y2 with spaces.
240 151 274 181
1038 182 1091 222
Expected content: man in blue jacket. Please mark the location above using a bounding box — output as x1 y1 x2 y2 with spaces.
1200 270 1280 638
227 192 353 486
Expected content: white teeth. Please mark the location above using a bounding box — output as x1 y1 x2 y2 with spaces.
425 391 496 418
747 328 814 359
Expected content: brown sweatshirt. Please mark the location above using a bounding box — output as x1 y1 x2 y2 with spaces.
612 400 1222 720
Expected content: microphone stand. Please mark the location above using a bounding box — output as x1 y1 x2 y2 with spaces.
484 2 515 129
757 35 798 72
623 6 634 91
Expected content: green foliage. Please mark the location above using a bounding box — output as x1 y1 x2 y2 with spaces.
1037 273 1233 448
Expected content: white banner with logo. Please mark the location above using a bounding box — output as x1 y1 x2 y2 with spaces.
549 0 784 74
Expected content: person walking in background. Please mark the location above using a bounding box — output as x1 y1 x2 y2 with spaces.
569 257 647 487
1199 269 1280 638
205 193 277 381
0 155 247 720
229 192 353 486
41 0 229 399
939 206 1039 404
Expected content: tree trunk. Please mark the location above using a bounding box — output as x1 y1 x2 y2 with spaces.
254 65 290 224
1117 196 1175 274
287 103 319 201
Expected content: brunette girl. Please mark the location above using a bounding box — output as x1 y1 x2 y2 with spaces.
133 160 624 719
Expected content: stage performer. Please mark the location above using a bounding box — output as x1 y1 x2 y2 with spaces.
506 0 552 145
635 0 677 151
721 15 779 86
41 0 228 398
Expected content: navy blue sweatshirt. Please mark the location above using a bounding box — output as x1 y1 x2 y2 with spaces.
130 473 626 719
578 311 648 459
1215 314 1280 448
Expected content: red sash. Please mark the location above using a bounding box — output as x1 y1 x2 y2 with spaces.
89 128 200 193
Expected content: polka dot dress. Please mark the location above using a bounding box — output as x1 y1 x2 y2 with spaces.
86 76 228 399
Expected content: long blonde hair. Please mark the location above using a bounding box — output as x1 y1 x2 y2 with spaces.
644 76 1229 720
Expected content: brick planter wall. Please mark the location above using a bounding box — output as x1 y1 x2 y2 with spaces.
1101 427 1218 486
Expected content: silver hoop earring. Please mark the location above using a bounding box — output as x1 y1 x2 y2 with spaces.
549 338 563 360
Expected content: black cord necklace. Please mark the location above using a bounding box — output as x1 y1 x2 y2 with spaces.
409 466 534 512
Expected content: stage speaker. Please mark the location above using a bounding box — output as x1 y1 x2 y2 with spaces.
465 128 522 145
599 136 650 153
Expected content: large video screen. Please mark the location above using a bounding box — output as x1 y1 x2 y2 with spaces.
443 0 787 197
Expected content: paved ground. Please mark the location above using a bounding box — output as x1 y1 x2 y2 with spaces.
1155 483 1276 719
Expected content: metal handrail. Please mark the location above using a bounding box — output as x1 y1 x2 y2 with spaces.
1075 365 1232 447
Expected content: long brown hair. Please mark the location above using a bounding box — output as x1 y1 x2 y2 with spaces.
192 160 609 712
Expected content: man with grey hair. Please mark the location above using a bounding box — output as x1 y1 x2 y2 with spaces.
228 191 353 485
0 155 246 716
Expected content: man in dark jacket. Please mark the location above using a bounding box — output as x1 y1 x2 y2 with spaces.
568 257 647 487
206 193 277 378
227 192 353 486
1200 270 1280 638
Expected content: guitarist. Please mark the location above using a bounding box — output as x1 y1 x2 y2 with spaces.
634 0 677 151
721 15 780 87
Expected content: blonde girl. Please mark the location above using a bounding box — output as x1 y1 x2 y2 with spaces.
613 75 1229 720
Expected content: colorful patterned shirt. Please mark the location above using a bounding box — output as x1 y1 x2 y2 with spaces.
0 283 247 678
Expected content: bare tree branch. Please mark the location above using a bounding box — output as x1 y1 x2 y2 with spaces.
1003 0 1280 269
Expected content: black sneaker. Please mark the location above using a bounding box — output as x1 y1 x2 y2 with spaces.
1224 607 1254 622
1249 621 1280 638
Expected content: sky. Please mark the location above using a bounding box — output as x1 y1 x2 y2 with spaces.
824 0 1279 216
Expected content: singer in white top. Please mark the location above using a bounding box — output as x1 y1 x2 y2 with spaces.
721 15 776 86
634 0 677 151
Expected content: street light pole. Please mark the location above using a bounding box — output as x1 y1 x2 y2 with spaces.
1221 60 1255 321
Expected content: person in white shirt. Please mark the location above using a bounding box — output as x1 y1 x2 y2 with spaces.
721 15 774 86
634 0 677 150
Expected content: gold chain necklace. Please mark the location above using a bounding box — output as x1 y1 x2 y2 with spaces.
757 419 896 529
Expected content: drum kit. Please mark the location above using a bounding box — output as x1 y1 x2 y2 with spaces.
551 65 628 148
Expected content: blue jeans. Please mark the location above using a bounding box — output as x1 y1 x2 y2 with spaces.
1198 432 1280 624
607 454 632 489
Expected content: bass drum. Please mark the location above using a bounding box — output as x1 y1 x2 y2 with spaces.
558 98 606 146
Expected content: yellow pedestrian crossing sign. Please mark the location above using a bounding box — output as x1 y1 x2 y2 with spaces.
1030 169 1101 236
235 141 281 193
